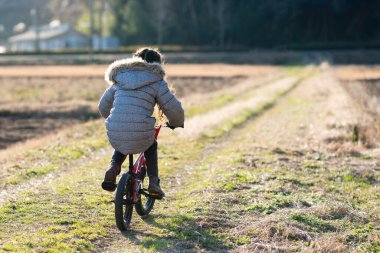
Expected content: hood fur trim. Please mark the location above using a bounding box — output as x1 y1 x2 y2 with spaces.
105 57 165 85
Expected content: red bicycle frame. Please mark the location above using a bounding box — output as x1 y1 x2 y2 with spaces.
129 125 161 203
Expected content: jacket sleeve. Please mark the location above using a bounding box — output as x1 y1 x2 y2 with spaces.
98 86 115 118
156 81 185 128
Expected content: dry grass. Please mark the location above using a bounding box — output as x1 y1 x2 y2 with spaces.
0 76 248 104
336 66 380 148
0 77 107 104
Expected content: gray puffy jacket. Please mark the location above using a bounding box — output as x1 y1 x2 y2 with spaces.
98 57 184 155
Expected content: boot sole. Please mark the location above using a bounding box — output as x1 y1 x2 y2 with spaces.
148 190 165 200
102 181 117 192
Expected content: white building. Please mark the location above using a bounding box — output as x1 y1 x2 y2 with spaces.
7 22 87 51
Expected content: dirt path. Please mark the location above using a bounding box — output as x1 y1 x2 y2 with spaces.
179 76 298 138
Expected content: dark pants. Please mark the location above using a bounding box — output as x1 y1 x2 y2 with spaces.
112 140 158 177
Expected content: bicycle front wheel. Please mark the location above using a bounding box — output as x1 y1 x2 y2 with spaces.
114 173 133 231
135 193 155 216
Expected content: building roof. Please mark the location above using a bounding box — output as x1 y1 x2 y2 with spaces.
8 23 76 42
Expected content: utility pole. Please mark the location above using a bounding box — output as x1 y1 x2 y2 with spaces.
30 8 40 52
88 0 94 60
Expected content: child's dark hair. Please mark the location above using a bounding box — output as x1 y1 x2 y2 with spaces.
134 48 163 64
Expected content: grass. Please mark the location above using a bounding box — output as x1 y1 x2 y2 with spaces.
184 143 379 252
0 162 111 252
183 74 283 118
2 120 109 187
290 214 336 232
0 77 107 104
202 75 307 140
0 130 212 252
185 94 236 118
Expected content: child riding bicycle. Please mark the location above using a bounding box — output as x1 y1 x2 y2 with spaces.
98 48 184 199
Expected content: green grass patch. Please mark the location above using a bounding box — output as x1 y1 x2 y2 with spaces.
0 162 111 252
185 94 236 118
217 171 260 192
202 102 276 140
290 214 336 232
245 197 294 214
346 225 374 245
302 161 321 169
202 74 307 140
2 121 108 187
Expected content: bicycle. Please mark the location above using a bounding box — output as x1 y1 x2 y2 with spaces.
114 123 174 231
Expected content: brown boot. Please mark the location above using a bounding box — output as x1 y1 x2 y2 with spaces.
102 151 126 192
148 176 165 200
101 163 121 192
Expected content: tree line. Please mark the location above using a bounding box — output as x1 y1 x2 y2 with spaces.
107 0 380 49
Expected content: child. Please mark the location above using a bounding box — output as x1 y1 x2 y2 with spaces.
98 48 184 199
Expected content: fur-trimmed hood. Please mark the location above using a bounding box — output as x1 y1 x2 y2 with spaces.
104 57 166 87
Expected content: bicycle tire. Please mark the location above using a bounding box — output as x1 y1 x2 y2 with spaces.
114 173 133 231
135 167 155 216
135 194 155 216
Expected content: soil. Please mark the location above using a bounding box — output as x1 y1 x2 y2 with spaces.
0 64 278 78
0 102 98 150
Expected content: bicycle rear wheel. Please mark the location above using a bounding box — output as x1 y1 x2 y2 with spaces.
114 173 133 231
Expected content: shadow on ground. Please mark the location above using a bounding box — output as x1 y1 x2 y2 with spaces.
121 213 229 252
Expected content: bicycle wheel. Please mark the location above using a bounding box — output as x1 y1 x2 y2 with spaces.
135 178 155 216
114 173 133 231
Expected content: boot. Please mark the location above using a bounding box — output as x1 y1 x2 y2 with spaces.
102 151 126 192
101 163 121 192
148 176 165 199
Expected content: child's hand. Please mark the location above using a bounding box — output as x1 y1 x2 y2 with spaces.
165 122 176 130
